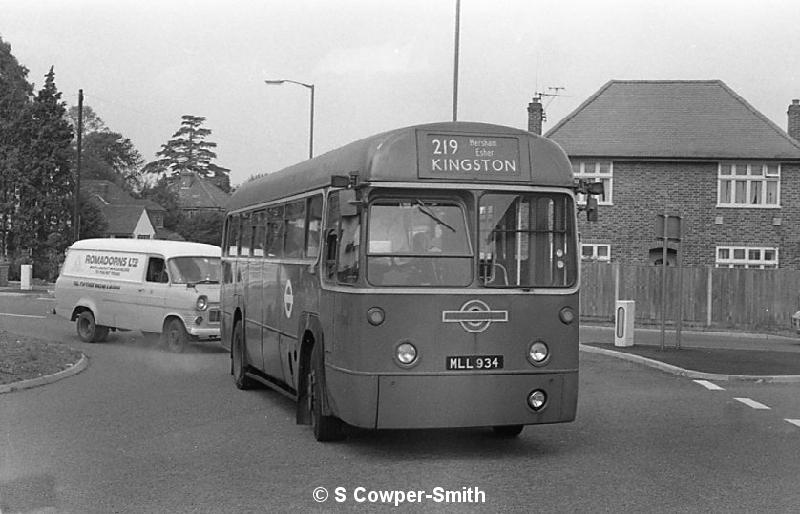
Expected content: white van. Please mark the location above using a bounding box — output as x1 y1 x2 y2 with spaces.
55 238 221 352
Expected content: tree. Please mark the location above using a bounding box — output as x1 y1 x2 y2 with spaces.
78 196 108 239
16 67 74 278
138 175 183 231
176 211 225 246
0 35 33 258
142 115 231 192
67 104 106 134
66 105 144 193
81 131 144 191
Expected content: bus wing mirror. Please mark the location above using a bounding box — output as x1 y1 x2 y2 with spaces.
586 181 605 196
586 196 599 222
339 188 359 217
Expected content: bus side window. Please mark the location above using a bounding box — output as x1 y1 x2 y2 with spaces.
284 200 305 258
265 205 284 258
305 194 323 258
240 213 252 257
324 230 338 279
337 214 360 283
323 191 340 280
252 211 266 257
225 214 240 256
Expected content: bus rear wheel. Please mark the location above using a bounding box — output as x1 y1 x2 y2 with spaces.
308 343 345 442
76 311 109 343
492 424 524 437
232 320 257 390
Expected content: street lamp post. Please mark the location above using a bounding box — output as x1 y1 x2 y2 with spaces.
264 79 315 159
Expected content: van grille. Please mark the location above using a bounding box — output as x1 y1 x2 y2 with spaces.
209 309 221 323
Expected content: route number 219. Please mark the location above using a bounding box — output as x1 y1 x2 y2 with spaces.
431 138 458 155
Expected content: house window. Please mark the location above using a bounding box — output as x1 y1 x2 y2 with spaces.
137 234 151 240
572 160 612 205
717 163 779 207
581 243 611 262
715 246 778 269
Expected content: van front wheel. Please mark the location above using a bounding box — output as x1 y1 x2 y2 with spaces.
76 311 108 343
162 318 189 353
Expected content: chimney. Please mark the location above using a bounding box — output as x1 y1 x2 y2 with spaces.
788 99 800 141
527 97 544 135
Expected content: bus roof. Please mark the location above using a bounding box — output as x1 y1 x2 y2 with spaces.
70 238 221 258
228 121 574 212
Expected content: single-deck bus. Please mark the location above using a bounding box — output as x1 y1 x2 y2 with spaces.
222 122 599 441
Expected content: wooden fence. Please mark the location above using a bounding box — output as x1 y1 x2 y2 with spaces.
580 262 800 331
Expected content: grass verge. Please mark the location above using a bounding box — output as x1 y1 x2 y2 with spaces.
0 330 82 385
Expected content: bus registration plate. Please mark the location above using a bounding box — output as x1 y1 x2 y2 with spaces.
446 355 503 370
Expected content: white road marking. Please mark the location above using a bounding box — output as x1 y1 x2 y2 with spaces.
734 397 771 410
693 379 725 391
0 312 47 319
786 419 800 428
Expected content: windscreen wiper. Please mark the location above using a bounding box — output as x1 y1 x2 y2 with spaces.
415 200 456 232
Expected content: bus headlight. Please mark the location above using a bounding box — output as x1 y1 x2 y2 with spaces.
527 341 549 366
196 295 208 311
395 342 418 366
527 390 547 411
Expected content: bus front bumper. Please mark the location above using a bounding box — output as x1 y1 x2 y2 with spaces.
326 368 578 430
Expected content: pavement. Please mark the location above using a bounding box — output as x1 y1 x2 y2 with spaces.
2 281 800 383
0 281 53 295
580 324 800 382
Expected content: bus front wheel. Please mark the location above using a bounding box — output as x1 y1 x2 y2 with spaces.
308 344 345 442
232 320 257 390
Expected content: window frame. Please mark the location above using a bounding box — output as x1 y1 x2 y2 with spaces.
715 245 778 269
581 243 611 262
716 162 780 208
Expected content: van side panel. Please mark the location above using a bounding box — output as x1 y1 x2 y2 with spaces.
56 249 148 328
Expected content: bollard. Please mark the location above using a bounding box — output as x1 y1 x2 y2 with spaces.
20 264 32 290
615 300 635 347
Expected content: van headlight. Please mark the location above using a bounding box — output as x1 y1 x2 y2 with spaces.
196 295 208 311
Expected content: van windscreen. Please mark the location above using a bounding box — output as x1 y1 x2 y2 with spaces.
167 257 221 284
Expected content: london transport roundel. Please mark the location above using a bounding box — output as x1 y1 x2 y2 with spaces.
283 279 294 319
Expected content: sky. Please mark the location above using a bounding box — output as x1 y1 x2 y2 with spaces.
2 0 800 187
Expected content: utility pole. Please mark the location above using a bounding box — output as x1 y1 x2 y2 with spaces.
73 89 83 242
452 0 461 122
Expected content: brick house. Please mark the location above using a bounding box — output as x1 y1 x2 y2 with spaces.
530 80 800 269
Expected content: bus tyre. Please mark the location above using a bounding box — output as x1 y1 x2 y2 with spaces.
76 311 108 343
492 424 524 437
232 321 257 390
309 344 345 442
162 318 189 353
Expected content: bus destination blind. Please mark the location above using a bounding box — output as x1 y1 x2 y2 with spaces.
418 133 522 181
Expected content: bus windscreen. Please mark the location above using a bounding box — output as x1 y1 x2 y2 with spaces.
367 199 472 287
479 192 576 288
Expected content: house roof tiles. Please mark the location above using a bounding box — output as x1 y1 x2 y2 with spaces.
545 80 800 160
176 173 230 210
